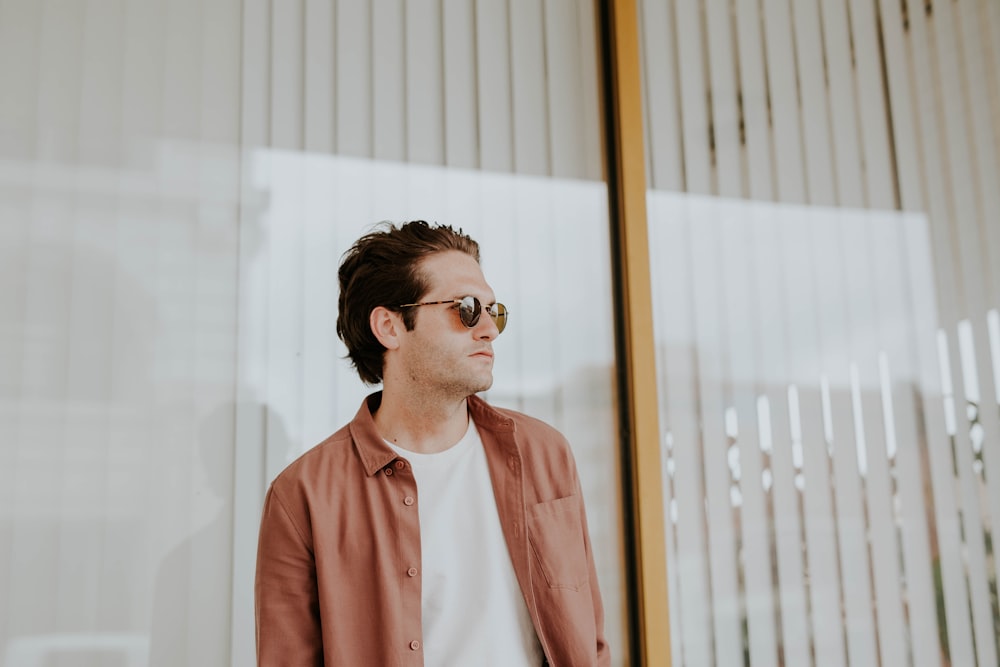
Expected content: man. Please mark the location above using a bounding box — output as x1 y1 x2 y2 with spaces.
255 220 609 666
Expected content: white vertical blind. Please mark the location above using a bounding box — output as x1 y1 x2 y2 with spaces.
641 0 1000 663
1 2 624 666
648 197 713 666
648 197 977 667
230 0 620 661
1 1 243 666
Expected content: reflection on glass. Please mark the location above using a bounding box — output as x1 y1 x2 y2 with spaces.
1 151 626 665
1 0 622 663
649 192 998 667
239 153 626 663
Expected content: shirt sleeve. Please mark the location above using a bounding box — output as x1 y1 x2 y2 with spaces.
255 483 324 666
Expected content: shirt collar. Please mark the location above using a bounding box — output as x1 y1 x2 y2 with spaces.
349 391 515 477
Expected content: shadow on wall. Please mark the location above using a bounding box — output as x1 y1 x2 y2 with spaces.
1 237 158 666
0 218 284 665
148 399 290 667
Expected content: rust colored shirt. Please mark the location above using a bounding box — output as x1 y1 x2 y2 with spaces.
255 392 610 667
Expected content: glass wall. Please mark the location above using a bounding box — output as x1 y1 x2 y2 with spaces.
647 196 958 666
638 0 1000 664
0 1 630 665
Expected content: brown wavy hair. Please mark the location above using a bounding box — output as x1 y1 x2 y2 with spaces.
336 220 481 385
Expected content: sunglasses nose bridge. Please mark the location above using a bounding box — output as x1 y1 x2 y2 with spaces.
457 297 506 335
485 303 507 335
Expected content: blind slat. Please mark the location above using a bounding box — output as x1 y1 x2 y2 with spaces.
405 0 445 165
674 0 712 193
304 0 335 153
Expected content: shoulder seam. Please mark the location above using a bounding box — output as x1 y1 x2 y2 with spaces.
268 484 313 552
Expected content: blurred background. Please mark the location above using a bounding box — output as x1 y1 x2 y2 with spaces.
0 1 998 666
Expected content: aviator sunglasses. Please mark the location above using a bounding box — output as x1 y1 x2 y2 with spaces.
398 295 508 334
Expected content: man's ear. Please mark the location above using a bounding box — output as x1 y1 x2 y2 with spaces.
370 306 403 350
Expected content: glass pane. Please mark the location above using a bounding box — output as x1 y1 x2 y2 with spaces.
235 154 627 664
0 1 629 665
648 192 1000 667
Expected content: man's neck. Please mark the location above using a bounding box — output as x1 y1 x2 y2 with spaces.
373 386 472 454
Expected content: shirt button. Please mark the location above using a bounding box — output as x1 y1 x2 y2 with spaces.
407 567 418 577
409 640 420 651
384 468 393 476
403 496 415 506
395 460 405 469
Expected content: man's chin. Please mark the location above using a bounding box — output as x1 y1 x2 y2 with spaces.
473 375 494 393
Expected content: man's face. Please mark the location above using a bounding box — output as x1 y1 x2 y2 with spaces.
395 250 500 399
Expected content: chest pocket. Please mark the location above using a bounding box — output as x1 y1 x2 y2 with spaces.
526 495 589 591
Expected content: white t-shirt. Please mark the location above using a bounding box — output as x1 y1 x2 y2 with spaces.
387 419 544 667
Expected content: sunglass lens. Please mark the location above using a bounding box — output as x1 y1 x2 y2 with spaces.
492 303 507 333
457 297 507 333
458 296 481 327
